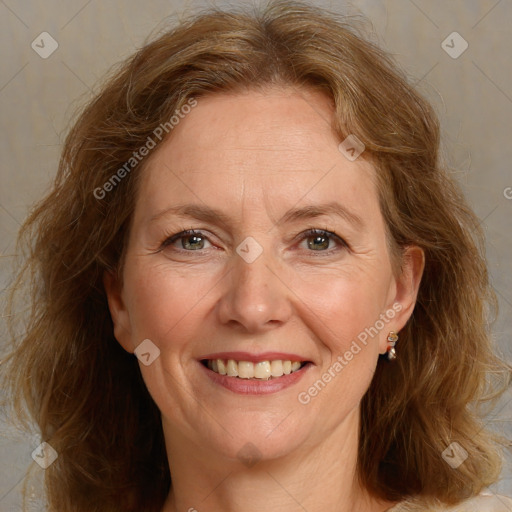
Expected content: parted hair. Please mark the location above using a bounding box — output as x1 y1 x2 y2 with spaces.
2 1 510 511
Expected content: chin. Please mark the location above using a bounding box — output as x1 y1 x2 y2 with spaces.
203 416 309 466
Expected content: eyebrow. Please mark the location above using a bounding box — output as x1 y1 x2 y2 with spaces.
278 202 364 229
150 201 364 230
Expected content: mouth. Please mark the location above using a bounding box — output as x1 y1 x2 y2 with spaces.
200 358 310 380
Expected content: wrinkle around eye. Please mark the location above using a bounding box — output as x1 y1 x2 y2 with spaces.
147 225 370 262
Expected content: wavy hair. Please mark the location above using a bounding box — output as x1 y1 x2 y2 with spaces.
2 1 510 510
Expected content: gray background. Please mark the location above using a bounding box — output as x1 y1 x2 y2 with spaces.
0 0 511 509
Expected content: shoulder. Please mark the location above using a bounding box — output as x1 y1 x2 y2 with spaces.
446 494 512 511
390 494 512 511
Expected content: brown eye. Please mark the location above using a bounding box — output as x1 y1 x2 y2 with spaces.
181 233 205 250
162 230 212 251
299 228 347 252
306 233 330 251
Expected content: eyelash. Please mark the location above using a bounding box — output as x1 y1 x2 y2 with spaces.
159 227 348 255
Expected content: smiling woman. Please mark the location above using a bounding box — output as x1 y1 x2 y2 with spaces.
1 1 511 512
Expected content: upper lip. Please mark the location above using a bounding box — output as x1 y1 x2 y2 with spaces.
199 351 312 363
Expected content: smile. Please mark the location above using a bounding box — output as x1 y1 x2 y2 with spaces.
202 359 307 380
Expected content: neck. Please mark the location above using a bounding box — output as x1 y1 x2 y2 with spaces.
160 407 398 512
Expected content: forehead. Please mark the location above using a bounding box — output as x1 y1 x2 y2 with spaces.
136 87 380 223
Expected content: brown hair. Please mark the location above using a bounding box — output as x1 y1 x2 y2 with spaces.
2 1 510 510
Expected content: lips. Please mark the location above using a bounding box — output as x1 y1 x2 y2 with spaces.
198 351 313 393
199 351 310 364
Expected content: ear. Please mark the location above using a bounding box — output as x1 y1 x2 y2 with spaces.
379 245 425 354
103 270 134 353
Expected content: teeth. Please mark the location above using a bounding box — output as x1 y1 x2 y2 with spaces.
254 361 271 379
217 359 227 375
206 359 305 379
226 359 238 377
238 361 254 379
270 360 283 377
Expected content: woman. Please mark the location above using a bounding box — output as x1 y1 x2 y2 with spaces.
2 1 511 511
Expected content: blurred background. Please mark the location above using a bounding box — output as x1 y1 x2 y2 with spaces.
1 0 511 509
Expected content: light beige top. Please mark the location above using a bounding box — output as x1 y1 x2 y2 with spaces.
388 493 512 511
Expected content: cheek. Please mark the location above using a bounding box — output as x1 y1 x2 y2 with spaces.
292 265 389 352
124 261 218 345
294 273 386 423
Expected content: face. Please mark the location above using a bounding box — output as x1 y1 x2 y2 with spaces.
105 86 422 466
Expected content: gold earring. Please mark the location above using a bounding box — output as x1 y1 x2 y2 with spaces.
386 331 399 360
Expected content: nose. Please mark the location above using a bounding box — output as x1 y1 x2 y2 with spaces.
216 248 293 333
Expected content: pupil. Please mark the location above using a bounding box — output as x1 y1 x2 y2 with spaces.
184 235 203 250
309 235 328 250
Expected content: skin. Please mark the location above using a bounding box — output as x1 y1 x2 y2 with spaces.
104 85 424 512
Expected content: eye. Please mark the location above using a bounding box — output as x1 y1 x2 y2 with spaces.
298 228 347 253
161 229 212 251
159 227 348 255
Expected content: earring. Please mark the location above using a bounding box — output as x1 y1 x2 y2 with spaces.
386 331 399 360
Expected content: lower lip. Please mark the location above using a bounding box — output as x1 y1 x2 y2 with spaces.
199 361 313 395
